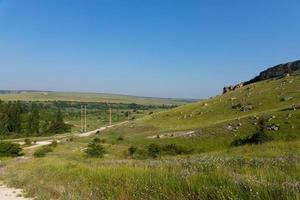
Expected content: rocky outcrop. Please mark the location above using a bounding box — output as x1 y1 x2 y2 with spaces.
223 83 243 94
223 60 300 94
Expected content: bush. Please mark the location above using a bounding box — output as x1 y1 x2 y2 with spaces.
162 144 193 155
49 140 58 147
231 118 273 147
128 146 137 156
117 136 124 141
147 143 161 158
34 146 53 157
85 142 106 158
231 131 273 147
93 138 101 143
0 142 23 157
24 138 32 146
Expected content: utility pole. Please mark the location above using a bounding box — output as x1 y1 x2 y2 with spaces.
109 107 112 126
84 105 87 132
80 105 83 133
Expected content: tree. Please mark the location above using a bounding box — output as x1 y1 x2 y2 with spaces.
85 141 106 158
47 109 70 133
26 104 40 134
7 101 22 133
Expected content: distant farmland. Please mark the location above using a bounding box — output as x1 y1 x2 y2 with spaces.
0 91 197 105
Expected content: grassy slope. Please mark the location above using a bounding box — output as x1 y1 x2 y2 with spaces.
1 75 300 200
0 91 192 105
139 74 300 130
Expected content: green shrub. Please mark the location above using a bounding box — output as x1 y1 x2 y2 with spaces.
93 138 101 143
24 138 32 146
231 118 273 147
34 146 53 157
162 144 193 155
0 142 23 157
231 131 273 146
134 148 148 159
117 136 124 141
85 142 106 158
49 140 57 147
128 146 137 156
147 143 161 158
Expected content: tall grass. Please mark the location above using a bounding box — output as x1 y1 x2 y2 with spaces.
4 153 300 200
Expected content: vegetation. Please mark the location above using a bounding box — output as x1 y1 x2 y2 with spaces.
0 100 70 137
85 140 106 158
0 74 299 199
33 146 53 157
0 142 23 157
0 91 193 105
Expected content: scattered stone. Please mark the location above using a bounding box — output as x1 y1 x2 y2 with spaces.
267 124 280 131
281 96 294 101
286 113 292 119
293 104 300 110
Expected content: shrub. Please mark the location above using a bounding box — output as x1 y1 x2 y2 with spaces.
231 118 272 147
93 138 101 143
231 131 273 147
49 140 57 147
147 143 161 158
85 142 106 158
34 146 53 157
0 142 23 157
162 144 193 155
128 146 137 156
117 136 124 141
24 138 32 145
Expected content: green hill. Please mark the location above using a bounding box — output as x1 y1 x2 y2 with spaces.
0 91 195 105
140 74 300 131
103 73 300 154
2 68 300 200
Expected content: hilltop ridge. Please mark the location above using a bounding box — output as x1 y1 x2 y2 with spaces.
223 60 300 94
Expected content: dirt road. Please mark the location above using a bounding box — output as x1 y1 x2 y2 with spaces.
0 121 129 199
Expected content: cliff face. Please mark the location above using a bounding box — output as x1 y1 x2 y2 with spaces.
223 60 300 94
257 60 300 80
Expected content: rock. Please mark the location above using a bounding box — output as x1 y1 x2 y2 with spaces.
223 60 300 94
223 83 244 94
293 104 300 110
267 124 280 131
246 60 300 84
281 96 293 101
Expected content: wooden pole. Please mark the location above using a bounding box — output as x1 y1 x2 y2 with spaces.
84 105 87 132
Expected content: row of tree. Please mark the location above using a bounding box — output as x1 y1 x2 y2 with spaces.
0 100 70 137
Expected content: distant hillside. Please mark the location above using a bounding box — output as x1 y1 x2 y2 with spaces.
0 91 197 105
102 62 300 154
136 65 300 132
223 60 300 94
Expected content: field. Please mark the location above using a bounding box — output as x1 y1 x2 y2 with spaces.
0 91 194 105
0 74 300 199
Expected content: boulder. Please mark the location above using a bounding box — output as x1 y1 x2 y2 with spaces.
293 104 300 110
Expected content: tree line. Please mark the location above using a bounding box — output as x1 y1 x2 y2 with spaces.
0 100 70 137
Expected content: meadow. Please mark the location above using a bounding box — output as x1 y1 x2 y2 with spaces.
0 75 299 199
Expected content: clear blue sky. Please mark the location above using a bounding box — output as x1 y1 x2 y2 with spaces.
0 0 299 98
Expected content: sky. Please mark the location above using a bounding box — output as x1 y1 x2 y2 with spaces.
0 0 299 99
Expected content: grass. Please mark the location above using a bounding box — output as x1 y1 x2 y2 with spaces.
3 140 300 200
0 74 300 199
0 91 193 105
